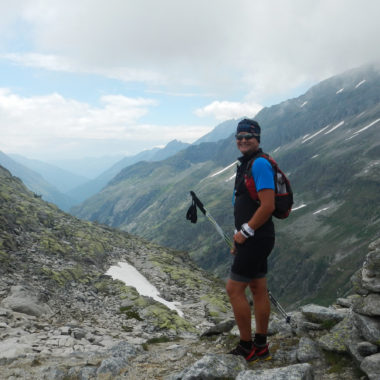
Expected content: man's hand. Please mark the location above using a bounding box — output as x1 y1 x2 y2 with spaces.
233 231 247 245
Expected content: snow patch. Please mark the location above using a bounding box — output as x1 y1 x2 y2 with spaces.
346 118 380 140
356 111 366 119
311 154 319 159
226 173 236 182
362 160 380 174
336 88 344 94
313 207 329 215
355 80 366 88
292 204 306 211
300 101 308 108
302 125 330 143
325 121 344 134
106 262 183 316
210 161 237 177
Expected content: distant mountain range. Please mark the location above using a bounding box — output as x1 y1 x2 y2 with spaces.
67 139 191 204
72 63 380 307
3 127 235 208
0 151 75 211
193 119 239 144
9 153 89 193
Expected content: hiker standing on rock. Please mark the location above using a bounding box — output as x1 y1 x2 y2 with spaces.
226 118 275 362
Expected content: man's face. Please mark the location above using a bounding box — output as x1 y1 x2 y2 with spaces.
236 133 259 156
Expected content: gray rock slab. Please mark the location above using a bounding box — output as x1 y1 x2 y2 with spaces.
336 295 360 308
200 319 235 337
236 363 314 380
96 356 127 377
77 366 98 380
0 285 52 317
268 317 293 336
108 340 141 358
297 337 322 362
301 304 345 324
318 316 352 353
353 312 380 345
353 293 380 317
171 353 247 380
96 341 141 377
362 243 380 293
0 337 34 363
360 353 380 380
357 341 378 357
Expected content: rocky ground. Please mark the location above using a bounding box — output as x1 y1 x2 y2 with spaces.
0 167 379 379
1 237 379 379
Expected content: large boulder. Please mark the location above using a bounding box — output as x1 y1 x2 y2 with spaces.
353 312 380 345
352 293 380 317
300 304 345 324
360 353 380 380
318 316 352 353
297 337 322 362
169 354 247 380
361 241 380 293
0 285 52 317
236 363 314 380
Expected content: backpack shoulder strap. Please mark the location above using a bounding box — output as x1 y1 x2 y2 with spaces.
246 149 274 174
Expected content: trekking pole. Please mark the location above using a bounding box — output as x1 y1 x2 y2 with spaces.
186 190 291 324
188 191 234 249
269 291 291 323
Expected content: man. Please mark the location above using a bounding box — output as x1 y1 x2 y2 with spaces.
226 118 275 362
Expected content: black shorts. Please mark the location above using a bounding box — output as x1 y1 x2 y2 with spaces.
230 237 275 282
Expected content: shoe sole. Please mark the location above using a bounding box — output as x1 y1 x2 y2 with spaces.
247 355 272 363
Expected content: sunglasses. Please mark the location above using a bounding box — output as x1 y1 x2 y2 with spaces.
235 133 256 140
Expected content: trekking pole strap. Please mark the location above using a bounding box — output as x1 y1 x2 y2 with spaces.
190 191 206 215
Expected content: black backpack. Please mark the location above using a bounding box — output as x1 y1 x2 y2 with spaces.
244 152 293 219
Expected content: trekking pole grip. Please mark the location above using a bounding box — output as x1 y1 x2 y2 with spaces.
190 191 206 215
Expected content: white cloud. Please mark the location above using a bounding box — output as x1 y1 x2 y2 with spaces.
2 53 165 84
0 89 211 158
1 0 380 159
195 101 263 121
6 0 380 100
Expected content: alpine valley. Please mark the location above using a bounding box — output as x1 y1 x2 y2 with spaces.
1 64 380 379
72 64 380 308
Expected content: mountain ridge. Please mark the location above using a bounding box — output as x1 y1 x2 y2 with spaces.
0 151 75 211
72 64 380 308
1 162 380 378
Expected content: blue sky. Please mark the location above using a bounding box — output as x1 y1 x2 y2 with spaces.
1 0 379 161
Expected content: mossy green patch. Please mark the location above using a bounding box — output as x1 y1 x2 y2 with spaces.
324 351 356 374
0 249 10 264
200 294 229 317
41 266 93 287
144 304 196 333
119 306 143 321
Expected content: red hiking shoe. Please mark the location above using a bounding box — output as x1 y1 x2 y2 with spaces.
246 343 271 362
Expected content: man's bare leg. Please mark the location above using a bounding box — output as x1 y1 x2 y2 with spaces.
226 279 251 341
249 277 270 334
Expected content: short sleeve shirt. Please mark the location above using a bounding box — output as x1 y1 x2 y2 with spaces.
252 157 275 191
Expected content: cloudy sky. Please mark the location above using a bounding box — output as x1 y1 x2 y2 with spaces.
1 0 379 161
